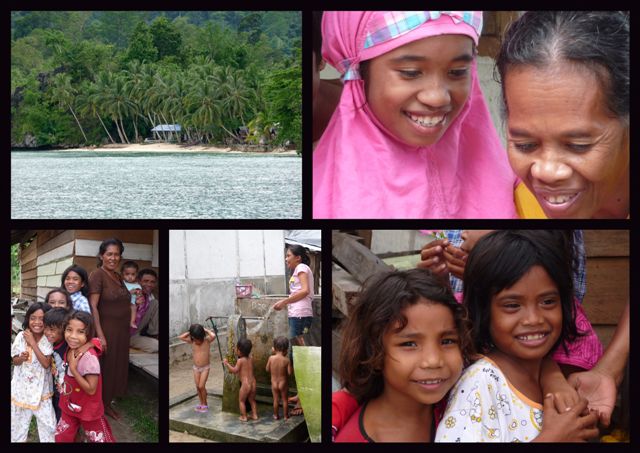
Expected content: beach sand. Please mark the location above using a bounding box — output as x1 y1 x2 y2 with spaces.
59 142 298 155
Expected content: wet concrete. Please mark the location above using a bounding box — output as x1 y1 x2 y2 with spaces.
169 393 308 442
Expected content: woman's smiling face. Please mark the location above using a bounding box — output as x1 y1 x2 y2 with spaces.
504 63 629 218
365 34 474 147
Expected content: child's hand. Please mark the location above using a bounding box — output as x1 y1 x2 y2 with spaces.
223 358 228 364
568 369 617 427
15 351 29 365
417 239 450 277
67 348 79 371
537 394 599 442
273 299 287 311
130 322 138 329
23 329 36 347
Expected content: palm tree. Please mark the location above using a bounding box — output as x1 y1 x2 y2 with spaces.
76 81 116 144
221 70 252 127
49 73 88 143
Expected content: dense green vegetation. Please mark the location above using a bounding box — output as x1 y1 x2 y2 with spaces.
11 11 301 149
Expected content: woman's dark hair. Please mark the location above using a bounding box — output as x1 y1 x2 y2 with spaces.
189 323 205 341
44 288 70 309
288 245 310 265
61 265 90 297
339 268 474 405
64 310 96 341
313 11 323 65
23 302 50 330
97 238 124 267
496 11 629 122
237 338 253 357
463 230 579 356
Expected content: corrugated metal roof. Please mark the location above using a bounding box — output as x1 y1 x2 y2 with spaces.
151 124 181 132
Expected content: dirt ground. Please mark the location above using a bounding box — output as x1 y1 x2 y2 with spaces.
169 357 224 442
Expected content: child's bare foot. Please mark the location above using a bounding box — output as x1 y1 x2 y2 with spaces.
273 414 279 420
105 404 121 420
239 416 248 422
251 414 258 420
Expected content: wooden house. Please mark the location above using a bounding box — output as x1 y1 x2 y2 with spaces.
12 230 159 302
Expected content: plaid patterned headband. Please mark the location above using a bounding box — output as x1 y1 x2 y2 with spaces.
339 11 483 81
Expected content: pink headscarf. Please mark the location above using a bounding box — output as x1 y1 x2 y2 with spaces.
313 11 518 219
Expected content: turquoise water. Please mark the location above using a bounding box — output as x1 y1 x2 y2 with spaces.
11 151 301 219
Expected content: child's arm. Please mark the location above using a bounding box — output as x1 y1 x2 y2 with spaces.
67 351 99 395
12 352 29 366
287 358 292 376
265 356 271 372
178 332 192 343
540 356 581 413
204 328 216 343
532 394 599 442
223 357 241 374
23 330 51 369
75 337 103 358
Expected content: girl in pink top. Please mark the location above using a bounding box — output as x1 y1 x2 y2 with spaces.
313 11 518 219
274 245 314 340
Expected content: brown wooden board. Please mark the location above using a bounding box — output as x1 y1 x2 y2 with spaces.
332 268 361 317
583 258 628 325
37 230 76 256
332 231 392 284
75 229 154 244
584 230 629 257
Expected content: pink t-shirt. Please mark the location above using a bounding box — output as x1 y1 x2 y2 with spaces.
67 350 101 378
287 263 314 318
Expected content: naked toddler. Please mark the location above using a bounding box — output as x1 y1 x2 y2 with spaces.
178 324 216 412
223 338 258 421
266 336 292 420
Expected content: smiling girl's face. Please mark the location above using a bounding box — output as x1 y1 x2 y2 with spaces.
381 299 463 407
64 318 88 350
28 309 45 335
365 34 474 147
47 291 69 310
64 271 85 294
489 265 562 363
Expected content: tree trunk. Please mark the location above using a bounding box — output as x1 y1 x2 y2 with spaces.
97 113 115 144
113 117 125 143
68 104 88 143
119 116 130 144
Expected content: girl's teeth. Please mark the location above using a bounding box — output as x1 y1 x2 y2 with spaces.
543 194 577 204
408 113 445 127
518 333 546 340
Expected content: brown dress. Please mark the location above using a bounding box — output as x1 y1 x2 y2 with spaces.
89 267 131 406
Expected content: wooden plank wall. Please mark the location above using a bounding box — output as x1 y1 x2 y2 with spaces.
19 235 38 299
582 230 629 348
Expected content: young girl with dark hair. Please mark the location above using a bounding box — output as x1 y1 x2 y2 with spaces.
61 265 91 313
274 245 315 341
11 302 56 442
436 230 598 442
55 310 115 442
333 268 474 442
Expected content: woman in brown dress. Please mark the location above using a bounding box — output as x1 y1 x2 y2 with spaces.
89 238 131 420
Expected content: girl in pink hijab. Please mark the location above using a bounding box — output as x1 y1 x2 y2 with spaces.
313 11 519 219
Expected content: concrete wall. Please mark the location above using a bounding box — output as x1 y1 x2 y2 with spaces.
169 230 289 338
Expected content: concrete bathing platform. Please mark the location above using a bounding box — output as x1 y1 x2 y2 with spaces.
169 392 309 442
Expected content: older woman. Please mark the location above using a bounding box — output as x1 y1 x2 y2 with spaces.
89 238 131 420
497 11 629 219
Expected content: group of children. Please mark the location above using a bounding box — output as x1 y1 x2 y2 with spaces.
180 324 293 422
333 230 617 442
11 261 150 443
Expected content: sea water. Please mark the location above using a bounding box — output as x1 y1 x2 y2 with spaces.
11 151 301 218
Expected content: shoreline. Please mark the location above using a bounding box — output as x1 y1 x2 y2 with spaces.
12 143 299 155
